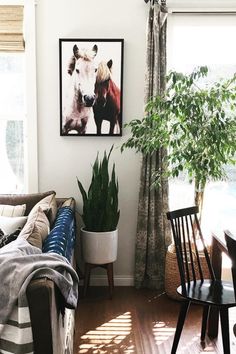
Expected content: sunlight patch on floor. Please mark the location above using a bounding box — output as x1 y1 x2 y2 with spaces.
181 334 215 353
181 334 199 351
78 312 134 353
152 321 176 345
152 322 218 352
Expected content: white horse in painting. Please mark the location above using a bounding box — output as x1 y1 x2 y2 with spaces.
62 44 98 134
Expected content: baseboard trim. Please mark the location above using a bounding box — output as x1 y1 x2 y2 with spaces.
80 275 134 286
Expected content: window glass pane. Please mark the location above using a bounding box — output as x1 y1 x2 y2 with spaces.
167 15 236 70
167 15 236 236
0 53 25 193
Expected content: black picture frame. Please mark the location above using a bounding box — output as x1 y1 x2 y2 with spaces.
59 38 124 136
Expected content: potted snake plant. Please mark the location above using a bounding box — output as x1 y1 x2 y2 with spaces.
77 146 120 264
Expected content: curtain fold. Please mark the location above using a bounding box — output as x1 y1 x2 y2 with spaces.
134 1 171 290
0 6 24 52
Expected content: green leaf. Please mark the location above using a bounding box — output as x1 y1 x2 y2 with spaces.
121 66 236 201
77 147 120 232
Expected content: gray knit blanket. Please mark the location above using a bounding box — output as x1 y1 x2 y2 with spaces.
0 237 79 353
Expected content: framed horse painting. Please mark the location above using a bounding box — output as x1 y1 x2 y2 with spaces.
59 38 124 136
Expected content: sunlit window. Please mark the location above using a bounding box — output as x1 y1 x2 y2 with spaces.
167 14 236 237
0 52 25 193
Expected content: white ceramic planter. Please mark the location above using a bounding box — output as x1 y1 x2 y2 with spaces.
81 228 118 264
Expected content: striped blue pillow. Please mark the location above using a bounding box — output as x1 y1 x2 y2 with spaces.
42 206 75 262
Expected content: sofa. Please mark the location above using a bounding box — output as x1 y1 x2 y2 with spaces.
0 191 78 354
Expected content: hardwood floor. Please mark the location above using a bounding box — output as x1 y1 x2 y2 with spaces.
74 286 236 353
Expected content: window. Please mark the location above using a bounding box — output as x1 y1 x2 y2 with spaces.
167 13 236 236
0 2 38 193
0 5 25 193
0 53 25 193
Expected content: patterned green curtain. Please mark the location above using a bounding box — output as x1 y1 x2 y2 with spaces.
134 0 171 290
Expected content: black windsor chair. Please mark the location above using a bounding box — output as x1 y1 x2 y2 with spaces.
167 206 236 354
225 230 236 289
225 229 236 338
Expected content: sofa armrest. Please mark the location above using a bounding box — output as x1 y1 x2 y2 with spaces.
27 276 71 354
27 255 77 354
26 278 56 354
27 276 76 354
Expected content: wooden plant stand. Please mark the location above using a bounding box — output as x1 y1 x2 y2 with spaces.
83 262 114 299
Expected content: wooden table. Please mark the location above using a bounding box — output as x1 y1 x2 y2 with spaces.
208 231 230 338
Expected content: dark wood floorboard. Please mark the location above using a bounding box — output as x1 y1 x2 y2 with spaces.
73 286 236 353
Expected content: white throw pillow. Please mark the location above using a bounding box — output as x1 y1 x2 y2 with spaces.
0 216 28 235
0 204 26 217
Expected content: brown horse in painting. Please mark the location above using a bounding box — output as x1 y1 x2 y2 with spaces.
93 60 121 135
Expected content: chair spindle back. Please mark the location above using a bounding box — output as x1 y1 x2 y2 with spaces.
167 206 215 296
225 230 236 291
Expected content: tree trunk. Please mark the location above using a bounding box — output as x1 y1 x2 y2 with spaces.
194 181 206 223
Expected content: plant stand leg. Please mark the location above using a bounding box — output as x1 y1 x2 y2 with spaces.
106 262 114 299
83 263 115 299
83 263 92 297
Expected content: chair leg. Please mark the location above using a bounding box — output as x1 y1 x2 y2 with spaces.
106 263 114 299
233 323 236 337
220 308 230 354
171 301 190 354
83 263 91 297
201 305 210 341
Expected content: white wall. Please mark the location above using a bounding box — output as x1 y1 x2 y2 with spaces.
36 0 147 284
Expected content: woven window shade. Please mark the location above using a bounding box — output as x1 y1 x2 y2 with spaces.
0 5 24 52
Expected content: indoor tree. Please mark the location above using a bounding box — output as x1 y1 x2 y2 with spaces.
122 66 236 215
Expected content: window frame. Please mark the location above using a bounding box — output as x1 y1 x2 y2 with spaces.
167 0 236 13
24 0 38 192
166 6 236 278
1 0 38 193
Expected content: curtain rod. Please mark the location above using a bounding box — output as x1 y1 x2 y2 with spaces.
144 1 236 14
170 11 236 14
144 0 166 4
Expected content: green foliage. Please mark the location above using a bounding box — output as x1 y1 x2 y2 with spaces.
122 66 236 191
77 146 120 232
